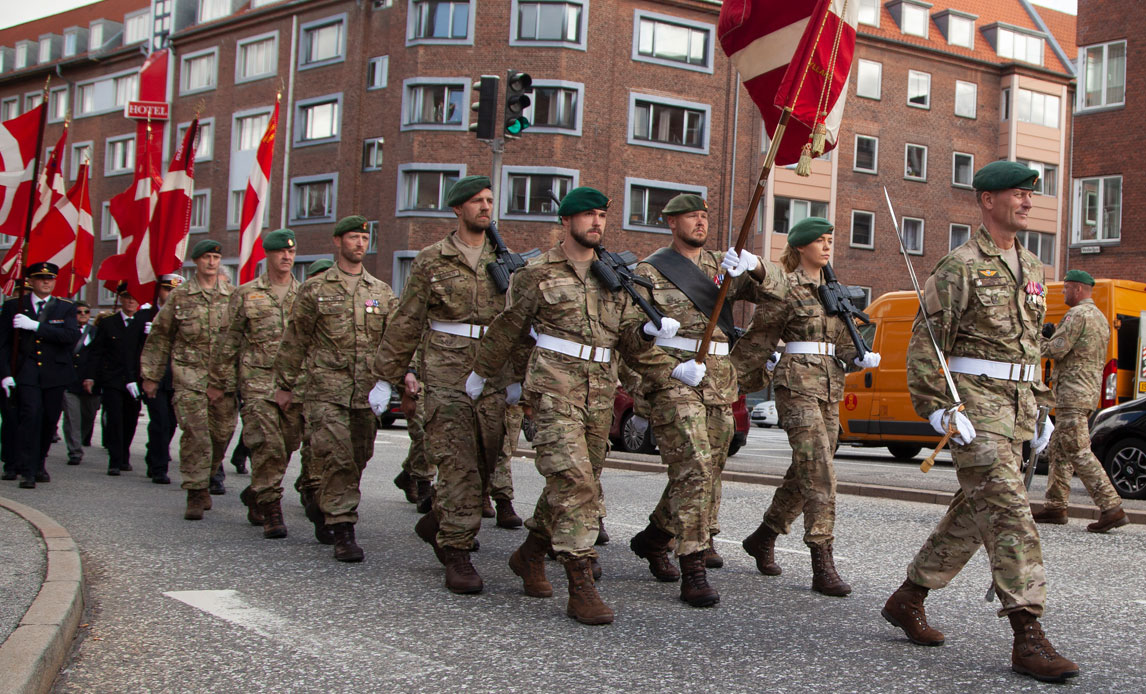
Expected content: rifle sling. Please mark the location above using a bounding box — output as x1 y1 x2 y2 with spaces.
643 247 736 343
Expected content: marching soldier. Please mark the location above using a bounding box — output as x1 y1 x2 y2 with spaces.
881 161 1078 683
275 216 396 562
140 240 238 519
138 274 182 484
1034 269 1128 532
292 257 334 542
85 283 146 476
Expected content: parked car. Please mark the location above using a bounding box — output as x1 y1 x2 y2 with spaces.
751 401 779 428
1088 397 1146 500
610 388 749 457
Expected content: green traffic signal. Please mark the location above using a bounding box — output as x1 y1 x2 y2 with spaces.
506 116 530 136
504 69 533 139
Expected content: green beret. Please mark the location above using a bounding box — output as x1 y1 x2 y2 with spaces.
662 194 708 216
306 259 334 277
972 160 1038 192
1063 269 1095 286
262 228 296 252
444 175 492 208
557 186 610 217
787 217 834 247
333 215 368 237
190 239 222 259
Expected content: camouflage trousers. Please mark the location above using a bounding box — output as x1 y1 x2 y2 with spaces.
292 410 321 498
305 401 377 525
173 389 237 491
400 395 436 482
908 430 1046 617
763 388 839 547
648 391 733 556
242 398 303 504
525 393 611 561
425 385 507 550
486 403 522 501
1045 407 1121 512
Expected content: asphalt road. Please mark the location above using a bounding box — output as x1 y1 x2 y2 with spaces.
6 422 1145 693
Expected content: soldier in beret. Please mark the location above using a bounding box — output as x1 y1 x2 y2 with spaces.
882 160 1078 682
1034 269 1128 532
141 240 238 518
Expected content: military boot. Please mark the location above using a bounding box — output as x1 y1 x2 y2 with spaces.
704 546 724 569
495 499 523 529
393 470 418 504
240 486 264 526
742 522 782 575
881 579 945 646
595 518 610 545
1088 506 1129 533
629 523 680 582
259 499 288 539
1009 611 1079 683
679 552 720 607
441 547 484 594
183 489 208 521
509 532 553 598
416 482 434 514
303 495 334 545
481 496 495 518
810 543 851 597
330 523 364 562
563 558 614 625
1032 506 1068 524
414 511 446 563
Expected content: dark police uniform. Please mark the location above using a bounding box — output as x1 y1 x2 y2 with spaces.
86 305 146 474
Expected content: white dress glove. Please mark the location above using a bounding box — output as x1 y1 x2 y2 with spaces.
1 377 14 397
1032 418 1054 458
928 407 977 446
126 382 141 399
766 351 782 373
465 371 487 400
671 359 707 387
368 380 392 416
720 247 759 277
144 321 152 335
13 314 39 331
643 316 681 339
505 383 522 406
854 352 881 369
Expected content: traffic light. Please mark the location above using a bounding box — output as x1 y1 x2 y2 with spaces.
503 70 532 138
469 75 499 140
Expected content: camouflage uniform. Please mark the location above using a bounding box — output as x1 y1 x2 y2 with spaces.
209 273 302 504
905 226 1050 616
492 404 524 501
400 385 433 482
140 277 238 491
274 266 395 525
472 243 676 559
732 264 857 547
1041 298 1121 512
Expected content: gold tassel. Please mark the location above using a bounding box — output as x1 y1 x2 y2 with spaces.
811 122 827 156
795 143 813 177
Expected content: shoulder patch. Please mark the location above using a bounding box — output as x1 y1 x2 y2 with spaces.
977 269 998 278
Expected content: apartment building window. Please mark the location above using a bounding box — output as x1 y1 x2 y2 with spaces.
199 0 231 22
299 15 346 68
397 164 464 217
363 137 385 170
633 11 714 72
178 119 214 161
856 59 881 99
367 56 389 90
996 27 1043 66
952 152 974 187
402 80 467 130
772 197 828 235
236 33 277 82
38 37 57 64
511 1 586 49
1015 89 1059 128
854 135 878 173
409 1 471 43
290 174 338 224
100 202 120 241
180 48 217 94
629 95 710 154
899 3 928 38
1079 41 1126 110
1017 230 1054 265
1001 88 1010 120
625 178 706 232
902 217 924 254
234 111 271 151
1 98 18 121
228 190 245 227
48 87 68 123
1022 161 1057 197
71 142 93 179
905 144 927 180
851 210 874 249
907 70 930 108
503 167 577 219
955 80 977 118
947 15 974 48
14 43 33 69
113 74 138 107
189 190 210 233
1074 175 1121 243
365 221 379 254
124 11 149 44
295 95 341 145
25 93 43 111
949 223 971 249
858 0 880 27
105 135 135 176
63 31 80 57
525 81 582 134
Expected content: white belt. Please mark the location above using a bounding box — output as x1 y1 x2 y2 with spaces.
429 320 487 339
535 333 612 363
654 336 729 356
784 341 836 356
948 356 1039 382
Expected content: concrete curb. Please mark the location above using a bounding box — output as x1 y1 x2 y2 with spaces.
0 497 84 694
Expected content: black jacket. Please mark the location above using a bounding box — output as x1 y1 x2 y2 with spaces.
0 294 81 389
86 312 145 392
67 323 97 395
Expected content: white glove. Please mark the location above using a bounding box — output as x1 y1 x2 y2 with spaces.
854 352 881 369
766 351 782 373
643 317 681 339
465 371 487 400
13 314 39 331
144 321 152 335
1032 417 1054 458
928 407 977 446
505 382 522 406
368 380 392 416
671 359 707 387
721 247 759 277
126 382 141 399
1 377 13 397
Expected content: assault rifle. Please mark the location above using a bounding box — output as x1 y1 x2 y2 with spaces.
592 246 664 331
818 262 872 359
485 221 540 294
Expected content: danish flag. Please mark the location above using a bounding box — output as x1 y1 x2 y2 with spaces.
27 163 94 297
238 100 279 284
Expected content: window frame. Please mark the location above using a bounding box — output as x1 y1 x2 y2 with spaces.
123 9 150 44
293 93 343 147
1077 40 1126 112
189 189 211 234
954 80 977 119
904 143 928 181
509 0 589 51
946 14 974 49
1015 88 1060 128
178 118 214 162
47 87 68 123
952 151 974 188
907 69 931 109
850 210 875 250
853 134 878 174
901 216 925 255
855 59 881 100
288 173 339 225
1022 160 1057 197
630 10 715 74
523 79 584 136
400 77 470 132
500 165 580 221
406 0 475 46
995 26 1044 67
858 0 880 27
235 31 279 84
949 223 971 250
395 163 467 219
622 176 707 234
179 46 219 96
367 55 389 90
104 134 135 177
899 2 929 38
70 141 93 180
1072 175 1121 245
231 106 274 152
72 68 140 118
627 92 711 155
298 14 347 70
362 137 385 171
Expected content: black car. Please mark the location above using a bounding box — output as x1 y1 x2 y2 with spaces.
1088 398 1146 500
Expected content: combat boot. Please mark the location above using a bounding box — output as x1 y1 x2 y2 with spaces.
330 523 364 562
509 532 553 597
563 558 614 625
881 579 945 646
495 499 523 529
595 518 610 545
742 522 782 575
1032 506 1068 524
393 470 418 504
1088 506 1129 533
679 552 720 607
303 495 334 545
416 483 434 514
259 499 288 539
183 489 208 521
441 547 483 594
810 543 851 597
481 496 495 518
704 546 724 569
1009 611 1079 683
240 486 263 526
415 512 446 563
629 523 680 582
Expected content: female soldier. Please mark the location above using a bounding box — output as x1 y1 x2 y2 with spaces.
724 217 880 596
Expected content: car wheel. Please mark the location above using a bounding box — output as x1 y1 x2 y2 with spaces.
621 412 657 454
1104 437 1146 500
728 438 743 457
521 416 536 443
887 444 923 462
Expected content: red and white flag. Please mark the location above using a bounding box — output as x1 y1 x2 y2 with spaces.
31 127 69 231
719 0 858 165
97 128 162 294
0 237 24 295
0 103 45 239
238 100 279 284
27 164 94 297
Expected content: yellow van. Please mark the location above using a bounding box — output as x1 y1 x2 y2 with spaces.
838 278 1146 461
